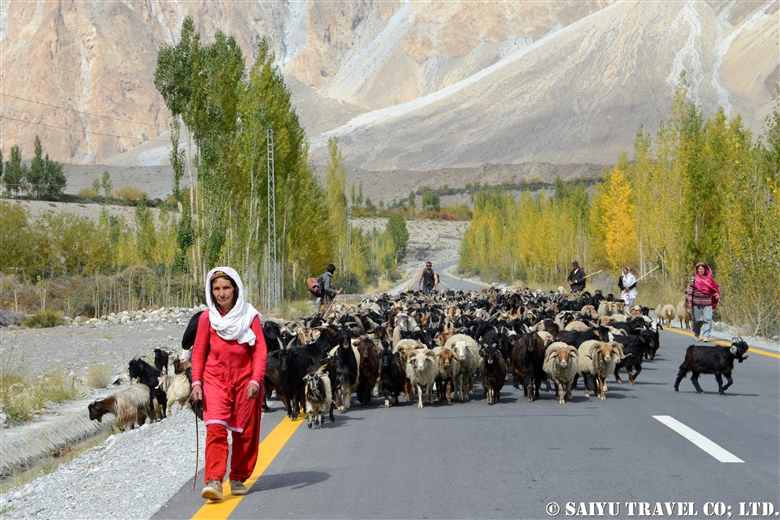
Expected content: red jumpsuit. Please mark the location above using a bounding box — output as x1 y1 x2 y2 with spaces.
191 312 267 484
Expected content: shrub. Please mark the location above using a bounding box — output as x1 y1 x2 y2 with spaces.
165 195 179 210
78 188 98 200
21 310 64 328
0 353 81 424
85 364 113 388
114 186 148 202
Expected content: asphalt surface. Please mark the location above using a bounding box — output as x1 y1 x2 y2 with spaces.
155 270 780 520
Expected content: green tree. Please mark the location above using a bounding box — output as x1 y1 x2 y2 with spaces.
357 183 363 206
101 170 113 199
42 154 66 199
408 190 416 211
421 187 441 212
4 145 27 197
350 184 356 206
28 136 44 199
386 213 409 263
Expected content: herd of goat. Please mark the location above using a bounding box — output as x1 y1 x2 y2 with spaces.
87 287 750 431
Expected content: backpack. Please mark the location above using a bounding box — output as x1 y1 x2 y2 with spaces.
307 276 323 297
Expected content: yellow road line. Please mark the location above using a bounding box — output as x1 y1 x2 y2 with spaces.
191 416 305 520
666 328 780 359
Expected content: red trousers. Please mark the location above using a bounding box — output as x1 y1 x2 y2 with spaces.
204 399 262 483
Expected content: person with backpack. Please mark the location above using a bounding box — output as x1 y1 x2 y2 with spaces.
319 264 342 310
417 261 439 292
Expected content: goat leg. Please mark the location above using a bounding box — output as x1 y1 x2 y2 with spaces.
630 366 641 384
673 369 687 392
691 372 704 393
613 366 623 384
721 373 734 393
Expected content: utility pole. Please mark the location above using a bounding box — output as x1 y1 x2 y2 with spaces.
266 128 279 310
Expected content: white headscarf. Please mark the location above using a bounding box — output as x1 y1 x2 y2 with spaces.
206 266 261 346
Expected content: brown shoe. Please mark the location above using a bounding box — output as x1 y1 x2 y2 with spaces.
230 480 248 495
202 479 224 501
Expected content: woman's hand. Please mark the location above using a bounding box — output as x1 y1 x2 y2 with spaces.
190 385 203 403
247 382 260 400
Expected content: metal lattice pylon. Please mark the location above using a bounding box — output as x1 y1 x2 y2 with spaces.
266 128 279 309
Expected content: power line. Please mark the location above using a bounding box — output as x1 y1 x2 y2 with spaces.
0 93 161 128
0 115 169 143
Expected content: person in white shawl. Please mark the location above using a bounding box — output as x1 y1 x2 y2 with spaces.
618 267 637 307
190 267 268 502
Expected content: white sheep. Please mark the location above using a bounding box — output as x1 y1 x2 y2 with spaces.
405 349 438 409
445 334 480 401
543 342 579 404
577 340 628 400
676 301 692 329
597 301 617 316
655 303 676 327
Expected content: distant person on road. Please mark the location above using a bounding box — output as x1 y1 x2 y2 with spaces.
189 267 267 502
567 260 586 293
319 263 342 312
418 261 439 292
685 262 720 342
618 266 637 307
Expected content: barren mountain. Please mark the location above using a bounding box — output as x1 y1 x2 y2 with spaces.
1 0 776 176
309 0 779 170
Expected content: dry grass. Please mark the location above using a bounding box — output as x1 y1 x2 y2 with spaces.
0 351 83 424
85 364 113 388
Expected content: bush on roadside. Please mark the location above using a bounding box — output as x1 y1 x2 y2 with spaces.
114 186 148 203
77 188 98 200
85 364 113 388
21 310 65 328
0 355 81 424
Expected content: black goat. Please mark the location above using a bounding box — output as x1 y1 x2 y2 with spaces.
612 329 654 384
355 336 380 407
379 345 405 408
128 358 167 419
479 344 507 405
270 348 311 420
154 348 169 375
674 338 749 394
511 331 544 402
330 339 360 411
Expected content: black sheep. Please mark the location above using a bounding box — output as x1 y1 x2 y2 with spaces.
674 338 749 394
612 329 654 384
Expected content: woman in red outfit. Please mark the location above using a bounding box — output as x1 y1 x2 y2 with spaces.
190 267 267 501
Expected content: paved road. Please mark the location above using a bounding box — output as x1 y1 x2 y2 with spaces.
156 280 780 520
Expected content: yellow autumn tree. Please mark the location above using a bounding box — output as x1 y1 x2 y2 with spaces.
590 154 637 271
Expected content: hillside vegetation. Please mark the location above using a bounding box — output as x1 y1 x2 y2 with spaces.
460 85 780 337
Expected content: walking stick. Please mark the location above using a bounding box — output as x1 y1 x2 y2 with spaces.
192 400 199 491
633 266 660 283
582 269 604 279
320 295 336 319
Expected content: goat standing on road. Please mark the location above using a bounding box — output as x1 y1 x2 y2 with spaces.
674 338 749 394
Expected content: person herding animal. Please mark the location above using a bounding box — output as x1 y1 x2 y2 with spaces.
567 260 586 293
618 267 637 307
189 267 268 501
318 263 342 313
417 261 439 292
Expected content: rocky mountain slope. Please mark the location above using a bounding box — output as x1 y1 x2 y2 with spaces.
1 0 776 173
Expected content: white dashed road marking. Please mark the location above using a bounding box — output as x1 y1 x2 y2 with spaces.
653 415 744 463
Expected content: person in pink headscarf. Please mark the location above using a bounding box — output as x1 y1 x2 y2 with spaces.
685 262 720 342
